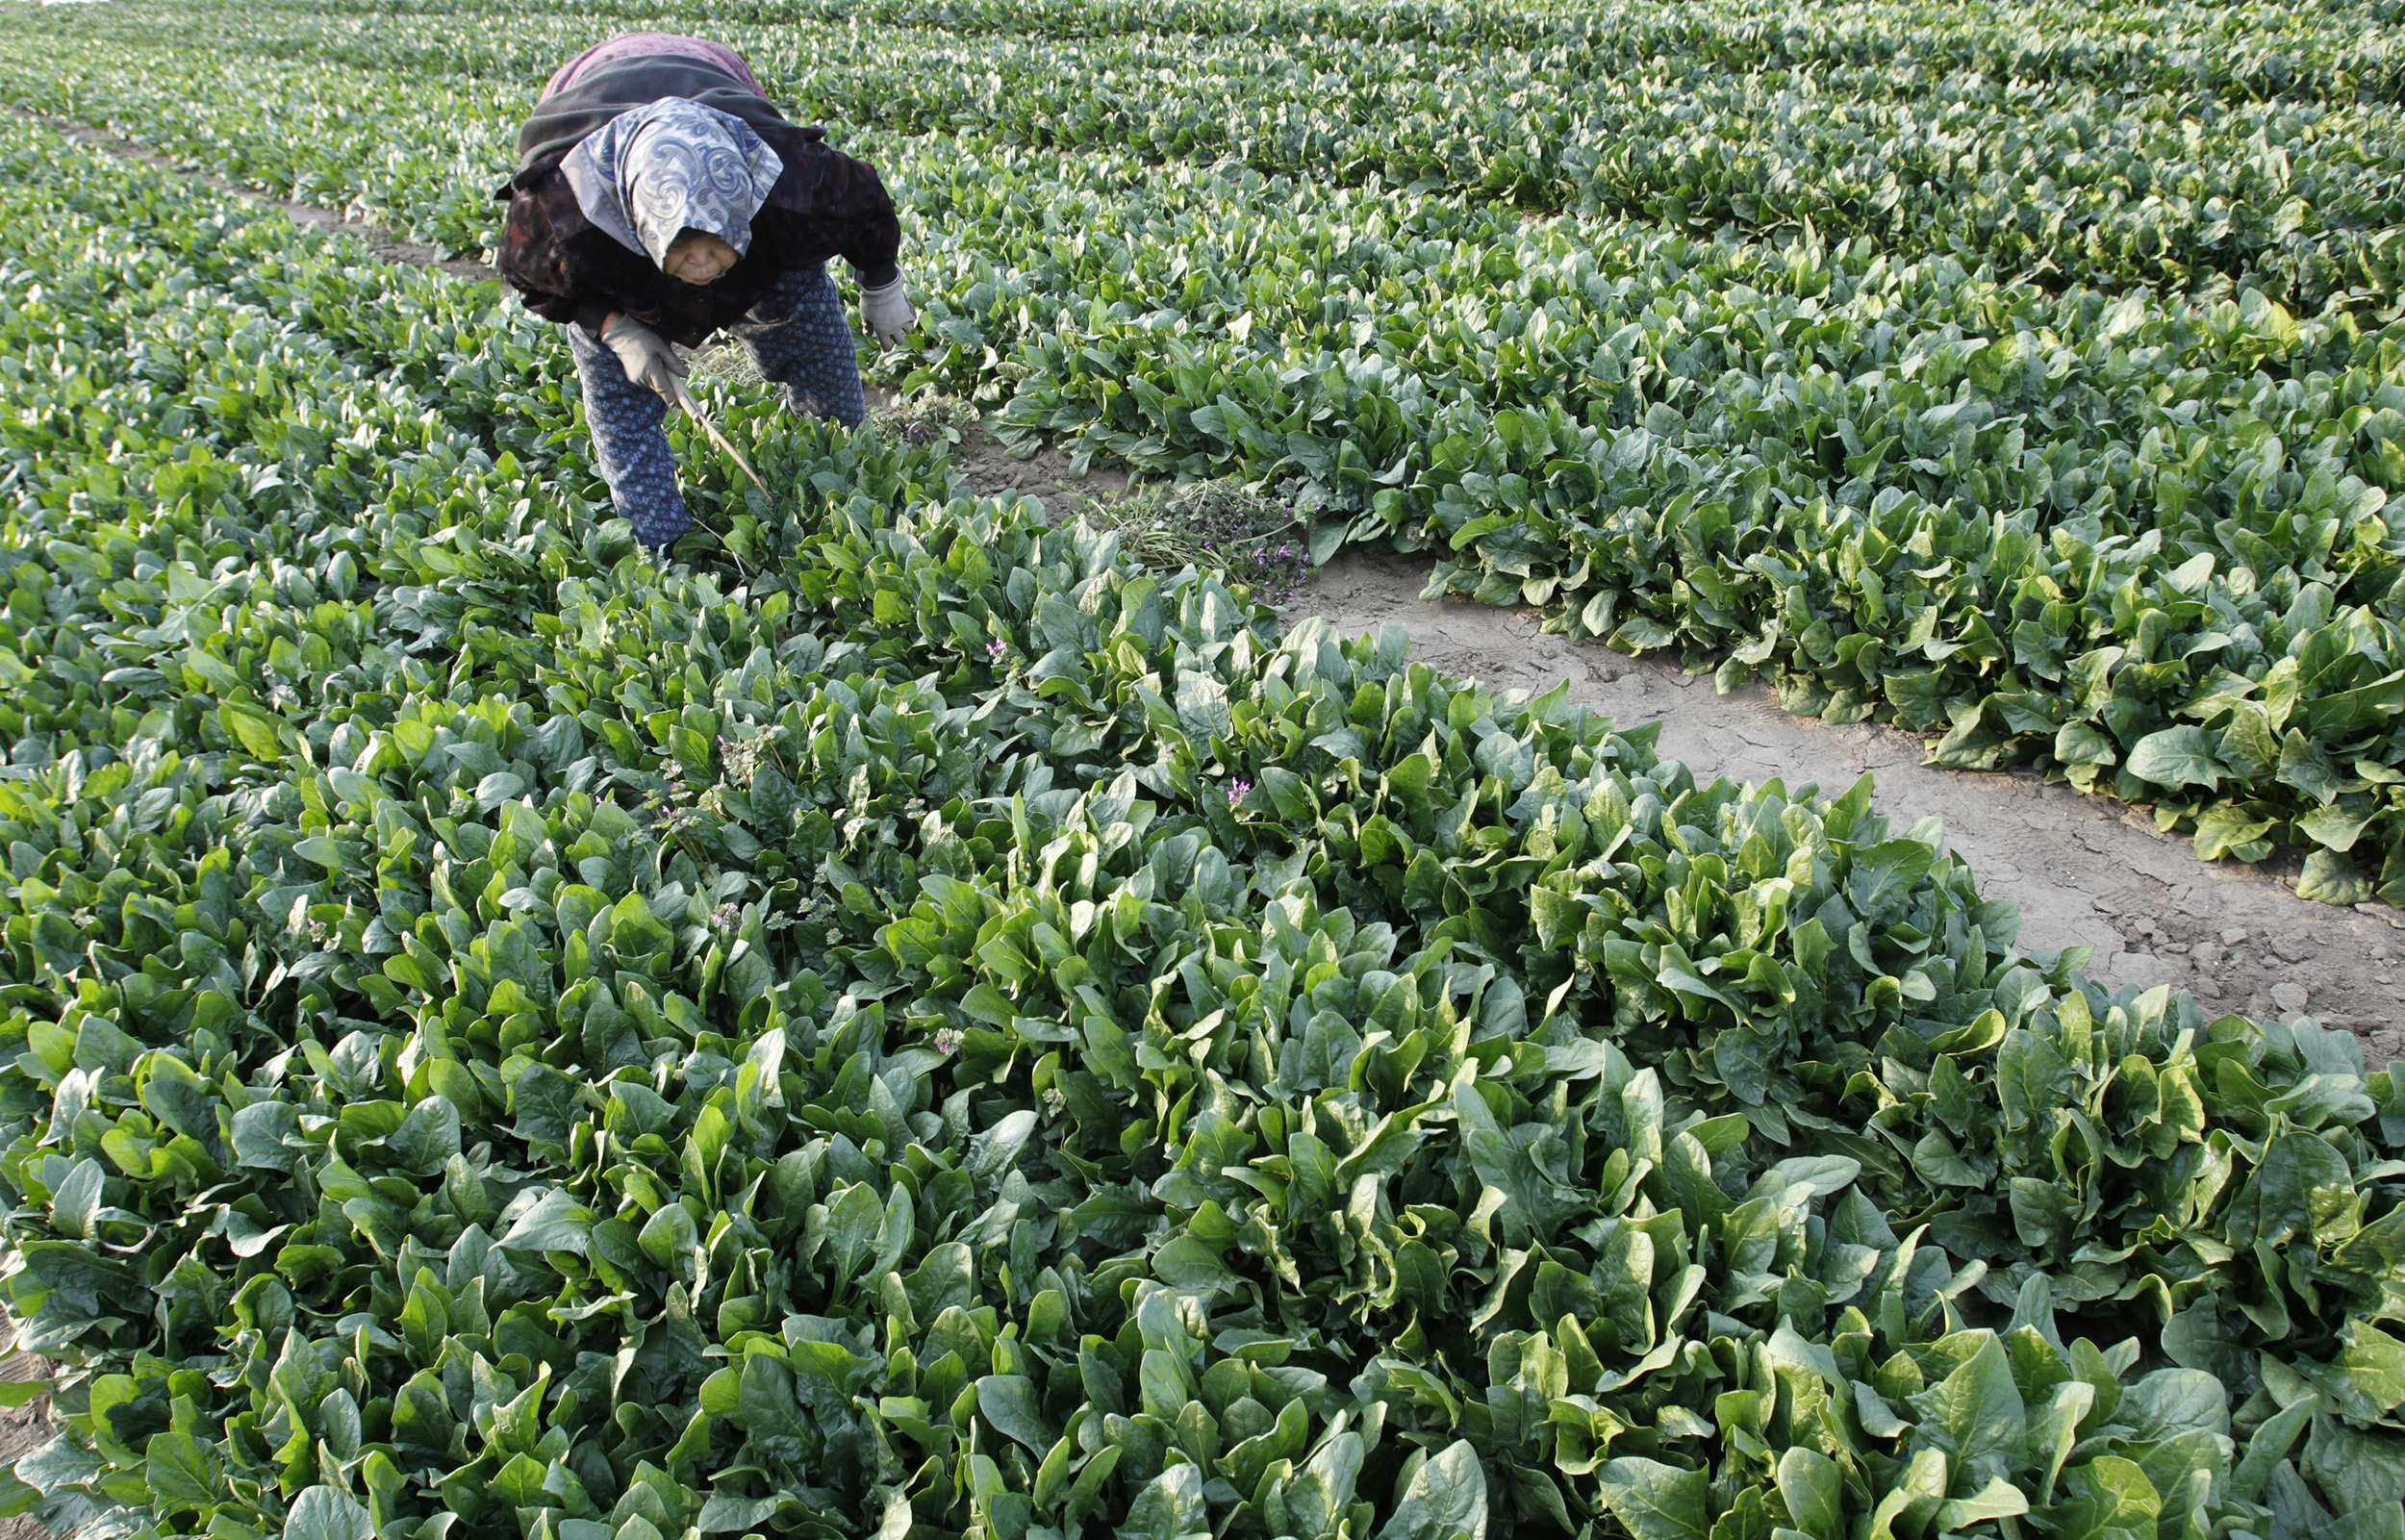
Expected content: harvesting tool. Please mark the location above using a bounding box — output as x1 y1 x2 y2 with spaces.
666 375 771 499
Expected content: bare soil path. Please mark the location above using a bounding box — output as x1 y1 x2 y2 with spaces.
1298 551 2404 1050
28 111 494 280
0 1348 43 1540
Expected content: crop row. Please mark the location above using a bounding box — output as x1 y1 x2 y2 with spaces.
6 5 2404 306
239 0 2405 105
4 113 2405 1540
116 0 2405 114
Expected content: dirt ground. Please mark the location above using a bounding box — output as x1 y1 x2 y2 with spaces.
949 428 1131 507
0 1349 46 1540
924 422 2405 1048
1296 550 2404 1051
30 113 494 282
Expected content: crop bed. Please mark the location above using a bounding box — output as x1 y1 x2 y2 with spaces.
1 2 2404 1539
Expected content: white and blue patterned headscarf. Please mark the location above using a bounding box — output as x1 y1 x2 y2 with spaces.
561 97 784 271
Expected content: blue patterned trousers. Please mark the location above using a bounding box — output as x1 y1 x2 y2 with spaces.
570 264 867 549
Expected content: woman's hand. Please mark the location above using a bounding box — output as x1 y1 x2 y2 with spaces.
600 314 688 400
860 277 917 347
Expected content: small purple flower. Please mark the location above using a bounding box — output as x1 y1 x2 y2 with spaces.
986 637 1008 662
1227 778 1253 806
933 1026 963 1056
714 901 741 929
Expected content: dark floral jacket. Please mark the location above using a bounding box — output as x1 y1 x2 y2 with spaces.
494 55 900 347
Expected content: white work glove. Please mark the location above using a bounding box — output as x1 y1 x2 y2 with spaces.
860 276 916 347
600 314 688 400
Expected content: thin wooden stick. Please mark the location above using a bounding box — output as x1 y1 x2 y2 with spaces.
669 377 772 498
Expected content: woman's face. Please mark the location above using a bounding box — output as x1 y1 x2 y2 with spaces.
665 231 739 285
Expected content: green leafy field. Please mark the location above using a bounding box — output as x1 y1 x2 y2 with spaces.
2 2 2404 1538
5 0 2398 899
